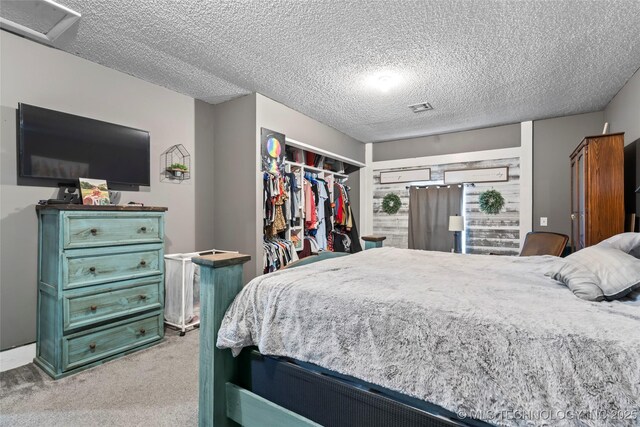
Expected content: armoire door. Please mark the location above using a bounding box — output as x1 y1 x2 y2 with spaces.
571 147 588 251
577 147 587 250
571 157 578 251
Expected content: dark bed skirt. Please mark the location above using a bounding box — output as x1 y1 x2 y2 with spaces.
250 351 490 427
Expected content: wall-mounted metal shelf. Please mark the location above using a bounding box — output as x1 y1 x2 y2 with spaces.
161 144 191 183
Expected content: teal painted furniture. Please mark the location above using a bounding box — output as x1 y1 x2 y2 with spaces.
193 253 319 427
35 205 167 379
362 235 386 250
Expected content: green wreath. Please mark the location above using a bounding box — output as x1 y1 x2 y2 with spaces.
479 189 505 215
382 193 402 215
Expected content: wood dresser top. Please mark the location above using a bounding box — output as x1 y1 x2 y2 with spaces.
36 204 168 212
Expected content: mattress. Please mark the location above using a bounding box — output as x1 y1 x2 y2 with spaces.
218 247 640 426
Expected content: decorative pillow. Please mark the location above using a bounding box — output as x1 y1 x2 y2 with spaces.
547 245 640 301
599 232 640 258
546 262 605 301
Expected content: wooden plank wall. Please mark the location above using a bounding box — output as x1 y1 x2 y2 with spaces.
373 157 520 254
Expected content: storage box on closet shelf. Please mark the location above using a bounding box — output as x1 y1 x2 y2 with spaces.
164 249 236 335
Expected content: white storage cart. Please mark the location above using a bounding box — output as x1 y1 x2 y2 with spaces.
164 249 235 335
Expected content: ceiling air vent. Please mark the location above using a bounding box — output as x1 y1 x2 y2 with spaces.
0 0 80 44
408 102 433 113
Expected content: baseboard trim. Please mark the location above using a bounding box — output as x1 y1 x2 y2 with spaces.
0 343 35 372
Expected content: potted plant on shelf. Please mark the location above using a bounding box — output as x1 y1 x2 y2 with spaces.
166 163 188 178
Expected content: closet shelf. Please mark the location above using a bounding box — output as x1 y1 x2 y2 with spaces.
285 161 305 168
284 160 348 178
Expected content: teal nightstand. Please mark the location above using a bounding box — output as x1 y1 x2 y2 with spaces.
362 235 386 250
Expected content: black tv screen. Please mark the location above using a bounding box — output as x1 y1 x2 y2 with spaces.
18 103 150 188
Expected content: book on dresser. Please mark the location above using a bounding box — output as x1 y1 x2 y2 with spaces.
34 204 168 379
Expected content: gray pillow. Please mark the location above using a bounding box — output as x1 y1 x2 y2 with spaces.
599 232 640 258
547 245 640 301
546 262 605 301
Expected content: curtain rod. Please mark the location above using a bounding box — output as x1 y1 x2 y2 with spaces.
405 183 475 189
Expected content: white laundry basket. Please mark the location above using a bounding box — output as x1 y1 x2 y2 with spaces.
164 249 235 335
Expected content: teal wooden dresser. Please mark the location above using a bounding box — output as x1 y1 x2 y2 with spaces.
35 205 168 379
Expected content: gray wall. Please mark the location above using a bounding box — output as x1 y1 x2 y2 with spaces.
256 94 365 164
0 32 199 350
212 94 258 280
194 100 216 250
532 111 605 236
372 124 521 162
605 67 640 145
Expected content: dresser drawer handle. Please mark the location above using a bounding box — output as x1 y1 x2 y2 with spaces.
139 294 147 300
90 228 97 235
139 260 146 266
140 226 147 232
89 267 96 273
89 343 96 350
139 328 146 335
90 305 97 311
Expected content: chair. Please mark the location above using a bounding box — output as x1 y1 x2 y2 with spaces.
519 232 569 257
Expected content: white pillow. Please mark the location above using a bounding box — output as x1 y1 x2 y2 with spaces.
599 232 640 258
547 245 640 301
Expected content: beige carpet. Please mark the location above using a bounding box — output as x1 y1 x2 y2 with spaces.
0 329 198 427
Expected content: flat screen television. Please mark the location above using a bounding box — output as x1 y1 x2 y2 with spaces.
18 103 151 189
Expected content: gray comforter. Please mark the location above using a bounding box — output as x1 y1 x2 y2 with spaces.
217 248 640 426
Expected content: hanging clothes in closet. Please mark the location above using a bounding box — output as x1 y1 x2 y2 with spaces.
263 172 277 227
304 173 318 231
298 235 321 259
263 172 288 238
314 178 330 250
263 238 299 274
332 182 362 253
301 172 335 254
286 171 301 227
323 180 334 250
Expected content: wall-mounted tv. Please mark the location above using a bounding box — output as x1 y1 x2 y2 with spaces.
18 103 151 189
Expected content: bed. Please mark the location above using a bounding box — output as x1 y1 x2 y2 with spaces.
193 247 640 427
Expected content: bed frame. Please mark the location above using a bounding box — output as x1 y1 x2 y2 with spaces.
193 253 320 427
192 252 480 427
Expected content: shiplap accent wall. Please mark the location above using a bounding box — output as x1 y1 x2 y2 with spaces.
373 157 520 254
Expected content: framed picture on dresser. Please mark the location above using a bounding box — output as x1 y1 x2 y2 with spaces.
78 177 110 206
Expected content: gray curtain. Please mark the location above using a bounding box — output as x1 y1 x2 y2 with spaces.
408 186 463 251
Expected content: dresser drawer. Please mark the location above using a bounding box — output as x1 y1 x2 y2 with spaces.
63 244 163 289
63 212 164 249
63 277 163 331
63 313 162 371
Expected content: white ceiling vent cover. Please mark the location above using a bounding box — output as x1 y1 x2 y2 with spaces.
409 102 434 113
0 0 80 44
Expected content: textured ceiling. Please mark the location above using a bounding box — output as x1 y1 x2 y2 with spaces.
11 1 640 142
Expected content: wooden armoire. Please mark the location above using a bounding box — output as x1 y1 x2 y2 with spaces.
570 133 624 251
